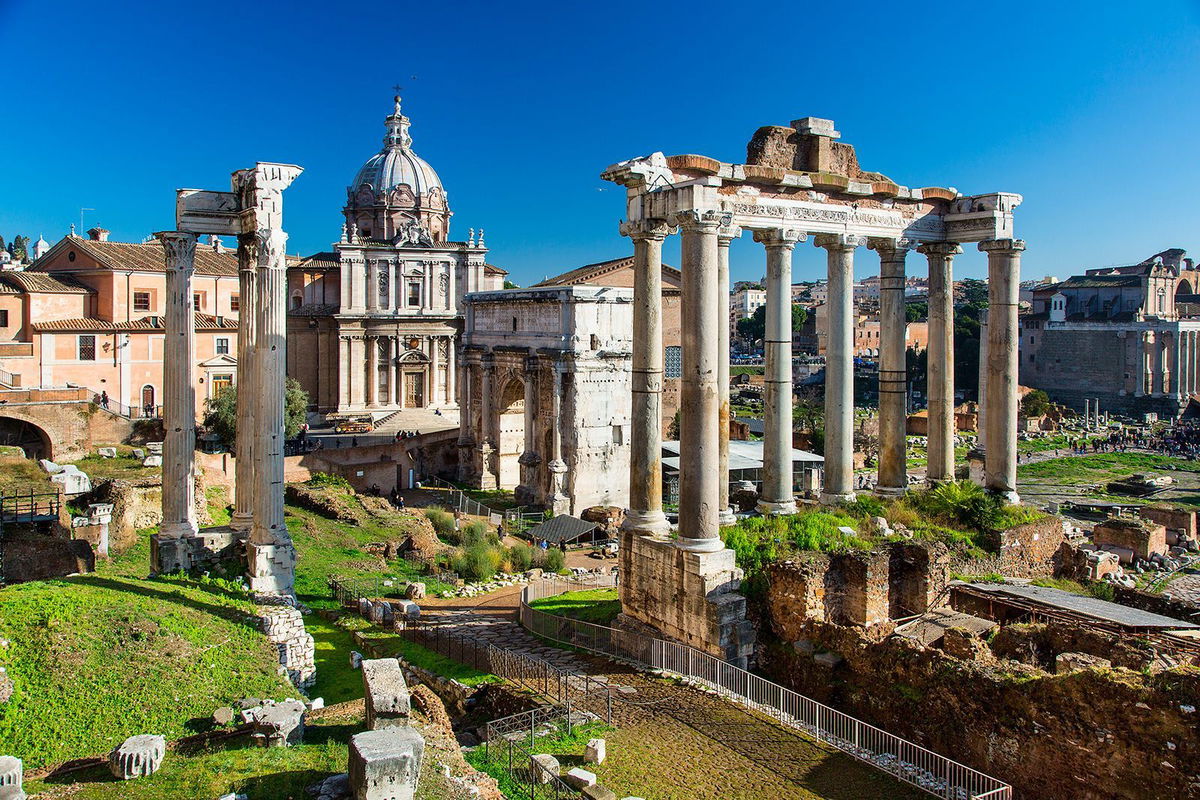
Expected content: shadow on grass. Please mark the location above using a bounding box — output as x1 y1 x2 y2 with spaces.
236 768 337 798
72 575 258 631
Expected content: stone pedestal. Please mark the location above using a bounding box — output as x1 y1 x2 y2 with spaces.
151 526 239 575
348 727 424 800
0 756 24 800
362 658 411 730
251 699 306 747
108 734 165 780
617 530 755 666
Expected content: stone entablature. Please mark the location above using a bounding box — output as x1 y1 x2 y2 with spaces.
460 286 635 513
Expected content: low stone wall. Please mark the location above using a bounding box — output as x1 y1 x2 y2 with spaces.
759 618 1200 800
0 534 94 582
1112 586 1200 622
150 528 240 574
617 530 754 665
964 516 1068 578
259 604 316 691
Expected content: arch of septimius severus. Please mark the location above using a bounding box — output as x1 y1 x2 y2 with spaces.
604 117 1023 664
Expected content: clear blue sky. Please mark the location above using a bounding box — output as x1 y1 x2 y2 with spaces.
1 0 1197 287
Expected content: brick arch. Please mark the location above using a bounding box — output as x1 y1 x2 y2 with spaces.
0 413 54 461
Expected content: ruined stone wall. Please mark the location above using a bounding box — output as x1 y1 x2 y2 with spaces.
1 533 94 582
759 619 1200 800
964 517 1068 578
1139 506 1196 538
1094 517 1167 561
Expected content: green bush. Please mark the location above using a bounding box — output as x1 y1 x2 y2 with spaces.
308 472 352 491
508 543 534 572
425 508 456 540
844 494 884 519
913 480 1005 532
460 520 488 547
452 542 503 582
542 548 565 572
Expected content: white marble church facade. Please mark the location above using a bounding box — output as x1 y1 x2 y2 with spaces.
287 96 505 415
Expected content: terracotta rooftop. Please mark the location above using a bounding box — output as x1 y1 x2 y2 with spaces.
34 235 238 276
293 252 340 270
31 312 239 332
484 263 508 276
532 256 681 289
0 271 93 294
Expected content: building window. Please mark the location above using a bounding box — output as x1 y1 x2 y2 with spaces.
0 310 7 327
211 373 233 396
664 345 682 379
133 292 151 312
230 294 240 312
193 292 203 309
215 337 230 355
407 279 422 307
78 334 96 361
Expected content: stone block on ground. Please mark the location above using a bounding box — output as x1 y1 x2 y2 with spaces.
350 650 363 669
108 734 165 780
131 448 145 460
250 699 306 747
0 755 24 800
142 455 162 468
362 657 411 730
307 773 351 800
564 767 597 789
98 447 117 458
583 737 606 765
393 600 420 620
369 601 394 625
38 459 63 474
1056 651 1112 673
404 582 425 600
211 706 234 726
530 753 559 784
348 727 425 800
582 786 618 800
146 441 163 455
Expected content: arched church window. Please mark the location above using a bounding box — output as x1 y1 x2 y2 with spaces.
1158 288 1166 313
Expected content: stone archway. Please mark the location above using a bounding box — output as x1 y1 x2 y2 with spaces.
0 415 53 461
495 377 525 489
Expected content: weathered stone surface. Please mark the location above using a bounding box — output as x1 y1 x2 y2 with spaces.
1055 651 1112 673
259 605 316 689
393 600 420 620
98 447 117 458
0 755 24 800
362 658 411 730
583 737 606 765
530 753 559 784
250 699 306 747
142 455 162 468
348 727 424 800
108 734 165 780
308 772 351 800
211 706 234 726
404 582 426 600
582 786 617 800
350 650 363 669
564 767 597 789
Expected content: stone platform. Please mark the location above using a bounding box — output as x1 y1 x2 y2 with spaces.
617 530 755 667
150 525 242 575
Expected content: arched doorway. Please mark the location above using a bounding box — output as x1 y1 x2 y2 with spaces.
140 384 156 418
397 349 429 408
496 378 525 489
0 416 53 461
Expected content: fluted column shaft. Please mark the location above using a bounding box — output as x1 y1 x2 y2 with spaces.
718 227 741 524
157 232 199 539
547 360 569 513
478 354 497 489
755 228 802 514
977 310 990 450
921 242 961 483
248 228 295 593
621 220 671 537
980 239 1025 502
231 235 259 532
872 240 910 497
817 235 862 502
676 211 725 552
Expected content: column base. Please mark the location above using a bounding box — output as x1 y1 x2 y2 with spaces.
150 526 239 575
548 492 571 516
820 491 857 505
987 488 1021 505
718 507 738 526
158 520 199 540
755 499 797 516
246 542 297 597
675 536 726 554
229 512 253 536
621 509 671 537
872 485 907 499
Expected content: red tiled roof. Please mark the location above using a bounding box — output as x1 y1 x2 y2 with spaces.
30 312 239 332
33 236 238 276
0 271 93 294
532 256 680 288
292 252 340 270
484 263 508 276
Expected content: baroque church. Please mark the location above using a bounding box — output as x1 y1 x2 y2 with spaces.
286 96 506 415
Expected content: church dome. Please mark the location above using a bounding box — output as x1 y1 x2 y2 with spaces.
350 96 443 197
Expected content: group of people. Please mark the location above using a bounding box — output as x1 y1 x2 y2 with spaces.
394 430 420 441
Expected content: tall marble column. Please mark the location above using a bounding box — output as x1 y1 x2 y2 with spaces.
366 336 379 408
547 360 569 514
979 239 1025 502
674 210 726 552
620 219 672 538
478 354 497 490
816 234 864 503
717 226 741 524
248 226 297 595
157 231 199 539
754 228 803 514
337 335 351 410
977 310 990 450
231 233 259 533
870 239 910 497
920 242 961 483
516 356 541 504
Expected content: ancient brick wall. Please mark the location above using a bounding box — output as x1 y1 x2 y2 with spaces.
1 534 94 582
1094 517 1167 561
1139 506 1197 538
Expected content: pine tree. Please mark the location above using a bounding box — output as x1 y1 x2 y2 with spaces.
11 236 27 262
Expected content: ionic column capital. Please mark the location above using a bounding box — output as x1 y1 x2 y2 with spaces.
619 218 673 241
917 241 964 258
670 209 729 231
752 228 806 250
813 233 867 252
978 238 1026 254
155 231 197 270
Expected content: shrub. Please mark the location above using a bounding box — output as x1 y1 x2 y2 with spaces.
844 494 884 519
460 520 488 547
913 480 1005 532
425 508 456 540
542 548 565 572
452 542 503 582
308 472 352 491
509 543 534 572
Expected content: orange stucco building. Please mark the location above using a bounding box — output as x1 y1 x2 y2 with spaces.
0 228 240 417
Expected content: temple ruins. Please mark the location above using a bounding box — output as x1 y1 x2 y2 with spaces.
604 116 1023 660
151 162 303 598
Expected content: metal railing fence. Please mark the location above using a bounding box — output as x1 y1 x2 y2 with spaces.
424 475 502 519
481 704 606 800
519 577 1011 800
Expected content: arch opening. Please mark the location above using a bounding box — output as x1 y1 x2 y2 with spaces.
0 415 53 462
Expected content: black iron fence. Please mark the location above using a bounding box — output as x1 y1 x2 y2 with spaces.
479 704 606 800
